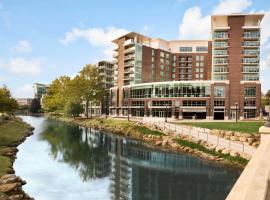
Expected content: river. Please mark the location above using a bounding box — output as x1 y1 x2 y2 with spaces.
14 116 241 200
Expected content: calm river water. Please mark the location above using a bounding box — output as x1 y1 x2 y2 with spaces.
14 116 241 200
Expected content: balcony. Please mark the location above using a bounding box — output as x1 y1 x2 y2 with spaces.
242 41 260 48
213 42 229 49
242 58 259 65
124 47 135 54
124 69 134 74
124 54 135 61
243 50 259 57
124 39 135 47
124 61 135 67
213 32 228 40
113 52 118 58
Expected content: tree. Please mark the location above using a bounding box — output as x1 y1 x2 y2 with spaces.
30 98 41 113
70 64 106 118
64 99 83 117
42 76 71 113
0 86 18 114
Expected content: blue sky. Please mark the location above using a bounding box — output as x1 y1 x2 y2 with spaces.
0 0 270 98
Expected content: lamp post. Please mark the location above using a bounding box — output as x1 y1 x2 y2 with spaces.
235 102 238 123
265 101 270 127
165 104 168 123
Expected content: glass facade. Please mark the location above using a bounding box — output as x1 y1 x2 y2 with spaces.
130 83 211 98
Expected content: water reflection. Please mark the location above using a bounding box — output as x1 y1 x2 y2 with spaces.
39 118 240 200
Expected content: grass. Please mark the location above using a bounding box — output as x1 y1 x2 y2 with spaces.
174 138 248 165
0 118 31 177
0 119 30 146
175 122 264 134
54 116 165 137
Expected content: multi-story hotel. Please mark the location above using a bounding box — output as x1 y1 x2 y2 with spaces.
109 13 264 120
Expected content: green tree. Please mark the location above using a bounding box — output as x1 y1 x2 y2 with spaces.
30 98 41 113
71 64 106 118
64 99 83 117
42 76 71 113
0 86 18 114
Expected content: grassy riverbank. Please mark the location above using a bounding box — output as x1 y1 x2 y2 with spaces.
50 115 248 167
0 118 32 176
174 138 248 165
174 121 264 134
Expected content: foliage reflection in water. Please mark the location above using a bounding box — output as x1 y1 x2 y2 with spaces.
16 117 241 200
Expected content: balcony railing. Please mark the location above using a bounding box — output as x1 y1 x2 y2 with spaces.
124 61 135 67
243 41 260 47
124 47 135 54
243 31 260 38
124 39 135 47
214 42 229 48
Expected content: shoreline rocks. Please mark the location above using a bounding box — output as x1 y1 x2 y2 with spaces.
0 120 34 200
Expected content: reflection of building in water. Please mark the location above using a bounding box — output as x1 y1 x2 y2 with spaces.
80 127 111 179
107 136 238 200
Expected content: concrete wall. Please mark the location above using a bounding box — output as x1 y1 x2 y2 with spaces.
226 132 270 200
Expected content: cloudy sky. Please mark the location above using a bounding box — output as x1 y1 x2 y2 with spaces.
0 0 270 98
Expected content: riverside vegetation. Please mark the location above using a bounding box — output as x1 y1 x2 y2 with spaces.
0 86 34 200
0 117 34 200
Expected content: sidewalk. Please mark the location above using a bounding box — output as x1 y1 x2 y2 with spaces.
132 117 257 156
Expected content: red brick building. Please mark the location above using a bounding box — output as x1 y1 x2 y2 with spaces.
110 13 264 120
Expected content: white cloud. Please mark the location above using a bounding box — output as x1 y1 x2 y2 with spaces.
60 26 129 58
179 7 211 39
179 0 252 39
7 57 43 75
213 0 252 14
13 84 34 98
12 40 32 53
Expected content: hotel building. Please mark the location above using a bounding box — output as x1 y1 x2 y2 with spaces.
110 13 264 120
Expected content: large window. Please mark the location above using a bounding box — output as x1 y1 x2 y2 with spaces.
196 46 208 52
152 101 172 107
244 86 256 97
214 87 225 97
130 83 211 98
183 100 206 107
179 47 192 52
214 100 225 107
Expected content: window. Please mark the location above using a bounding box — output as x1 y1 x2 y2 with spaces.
172 74 175 78
179 47 192 52
166 53 170 59
152 50 155 56
151 57 155 62
160 65 164 70
132 101 145 107
196 74 199 78
196 46 208 52
160 58 164 63
152 101 172 107
160 52 165 57
213 31 228 39
200 74 204 79
244 100 256 107
160 71 164 76
214 100 225 107
244 86 256 97
214 41 228 48
214 87 225 97
183 100 206 107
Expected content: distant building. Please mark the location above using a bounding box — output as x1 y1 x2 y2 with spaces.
16 98 33 106
33 83 48 100
85 61 115 116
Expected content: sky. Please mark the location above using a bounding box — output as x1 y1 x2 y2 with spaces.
0 0 270 98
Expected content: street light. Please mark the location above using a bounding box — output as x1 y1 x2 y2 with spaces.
235 102 238 123
165 104 168 123
265 100 270 127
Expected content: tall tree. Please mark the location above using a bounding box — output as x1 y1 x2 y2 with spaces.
42 76 71 113
0 86 18 114
71 64 105 118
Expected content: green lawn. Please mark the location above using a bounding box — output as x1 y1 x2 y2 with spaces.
70 117 165 136
174 138 248 165
0 119 31 177
175 122 264 134
0 119 30 146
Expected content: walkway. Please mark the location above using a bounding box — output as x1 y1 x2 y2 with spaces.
134 117 257 156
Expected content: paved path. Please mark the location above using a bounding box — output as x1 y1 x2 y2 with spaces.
134 117 257 156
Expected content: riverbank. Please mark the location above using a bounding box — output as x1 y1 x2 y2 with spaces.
0 117 34 200
48 115 248 168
